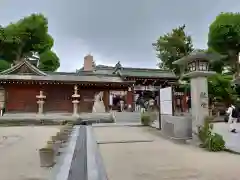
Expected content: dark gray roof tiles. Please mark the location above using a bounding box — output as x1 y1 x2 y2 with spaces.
0 74 128 83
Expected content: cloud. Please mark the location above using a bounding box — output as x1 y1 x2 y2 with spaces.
1 0 240 71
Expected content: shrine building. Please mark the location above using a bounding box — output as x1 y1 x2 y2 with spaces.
0 54 179 114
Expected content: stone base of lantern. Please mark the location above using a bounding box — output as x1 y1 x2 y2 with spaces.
72 100 79 116
37 100 44 114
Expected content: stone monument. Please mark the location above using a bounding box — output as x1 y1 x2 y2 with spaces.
72 85 80 116
36 91 46 114
173 51 216 142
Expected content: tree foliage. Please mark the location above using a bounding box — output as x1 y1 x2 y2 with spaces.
38 50 60 72
208 12 240 75
208 74 236 105
0 59 11 72
153 25 194 75
0 13 59 72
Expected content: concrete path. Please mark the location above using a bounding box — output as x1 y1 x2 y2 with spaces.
0 126 59 180
94 126 240 180
214 122 240 153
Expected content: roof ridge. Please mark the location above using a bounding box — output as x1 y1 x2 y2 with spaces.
122 67 174 72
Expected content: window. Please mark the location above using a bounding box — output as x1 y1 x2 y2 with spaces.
199 61 207 71
188 62 196 72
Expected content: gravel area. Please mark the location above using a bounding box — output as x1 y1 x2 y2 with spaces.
0 126 59 180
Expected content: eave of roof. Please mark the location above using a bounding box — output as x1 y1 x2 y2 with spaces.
118 68 177 79
0 74 134 84
0 59 47 76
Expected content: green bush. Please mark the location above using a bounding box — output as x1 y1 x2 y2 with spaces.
198 116 225 151
205 133 225 152
141 112 151 126
198 116 212 144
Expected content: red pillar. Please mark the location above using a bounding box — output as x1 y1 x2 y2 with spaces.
126 87 134 111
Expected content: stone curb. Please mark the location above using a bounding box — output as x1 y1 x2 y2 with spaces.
97 139 154 144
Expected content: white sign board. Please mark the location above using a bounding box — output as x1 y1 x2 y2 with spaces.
160 87 173 115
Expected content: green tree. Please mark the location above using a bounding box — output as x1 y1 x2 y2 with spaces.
153 25 194 75
0 59 11 72
206 47 225 74
208 12 240 76
208 74 236 105
38 50 60 72
0 13 59 72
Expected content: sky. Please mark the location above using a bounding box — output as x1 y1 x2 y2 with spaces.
1 0 240 72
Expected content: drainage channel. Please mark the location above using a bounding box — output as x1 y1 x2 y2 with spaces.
50 124 108 180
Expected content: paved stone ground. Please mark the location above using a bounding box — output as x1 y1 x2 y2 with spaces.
214 122 240 153
0 126 59 180
94 126 240 180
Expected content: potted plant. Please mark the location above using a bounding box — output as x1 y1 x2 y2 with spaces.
58 129 69 143
39 143 55 167
51 135 59 142
141 112 152 126
51 136 61 155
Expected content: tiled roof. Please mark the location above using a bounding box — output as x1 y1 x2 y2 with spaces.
79 64 177 79
117 68 176 78
0 61 132 83
0 74 129 83
0 59 47 76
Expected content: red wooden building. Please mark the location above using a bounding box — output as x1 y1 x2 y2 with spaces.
0 58 134 114
0 54 180 114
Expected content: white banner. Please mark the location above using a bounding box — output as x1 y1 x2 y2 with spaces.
160 87 173 115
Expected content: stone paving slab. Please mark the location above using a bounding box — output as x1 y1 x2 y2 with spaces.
213 123 240 153
93 126 155 143
93 122 141 127
95 126 240 180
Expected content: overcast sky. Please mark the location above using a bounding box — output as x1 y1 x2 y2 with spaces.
0 0 240 72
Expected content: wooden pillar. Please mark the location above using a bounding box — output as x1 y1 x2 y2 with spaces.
182 94 187 112
127 86 134 111
171 85 175 116
0 87 5 116
103 90 109 112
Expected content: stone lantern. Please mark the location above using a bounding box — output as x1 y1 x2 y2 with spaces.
36 91 46 114
72 85 80 116
173 51 216 143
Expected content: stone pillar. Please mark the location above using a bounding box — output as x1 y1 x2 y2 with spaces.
172 51 217 144
36 91 46 114
191 77 209 141
72 85 80 116
126 86 133 111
